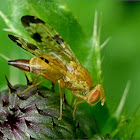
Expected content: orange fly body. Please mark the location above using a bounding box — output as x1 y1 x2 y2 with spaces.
8 16 106 120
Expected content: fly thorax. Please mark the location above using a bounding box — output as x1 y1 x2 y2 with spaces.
66 62 75 73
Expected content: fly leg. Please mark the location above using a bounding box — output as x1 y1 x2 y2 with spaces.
58 80 64 120
32 74 42 85
72 92 87 101
72 98 78 108
16 74 46 96
73 99 85 120
72 92 87 120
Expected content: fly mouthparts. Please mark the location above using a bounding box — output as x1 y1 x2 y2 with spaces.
8 59 30 72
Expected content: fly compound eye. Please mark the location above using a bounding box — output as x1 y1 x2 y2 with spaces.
89 89 100 103
86 84 105 106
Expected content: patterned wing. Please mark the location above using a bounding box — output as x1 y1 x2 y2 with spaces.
8 34 67 70
21 15 79 64
8 34 45 58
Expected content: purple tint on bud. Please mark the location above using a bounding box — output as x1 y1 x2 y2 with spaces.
8 59 30 72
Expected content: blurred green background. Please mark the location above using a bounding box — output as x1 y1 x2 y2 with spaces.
0 0 140 137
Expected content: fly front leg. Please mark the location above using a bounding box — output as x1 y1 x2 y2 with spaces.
72 92 87 101
73 99 85 120
72 92 87 120
58 80 64 120
16 74 46 96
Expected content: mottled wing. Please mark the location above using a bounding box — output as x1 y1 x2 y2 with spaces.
21 15 79 64
8 34 67 71
8 34 45 58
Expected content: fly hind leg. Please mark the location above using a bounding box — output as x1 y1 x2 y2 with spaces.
16 74 46 96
